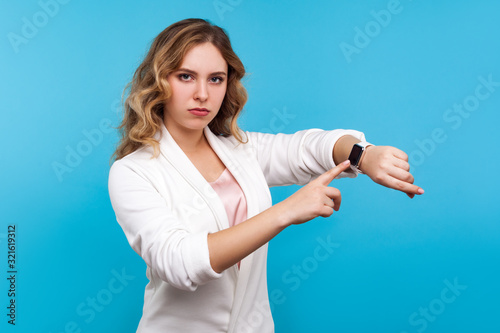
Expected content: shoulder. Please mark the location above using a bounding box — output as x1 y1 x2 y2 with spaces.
109 145 163 186
218 130 273 161
214 128 266 148
112 144 154 167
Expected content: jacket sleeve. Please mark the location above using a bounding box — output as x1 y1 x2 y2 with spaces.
245 128 366 187
108 159 222 292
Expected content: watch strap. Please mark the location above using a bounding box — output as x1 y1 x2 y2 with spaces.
350 141 373 174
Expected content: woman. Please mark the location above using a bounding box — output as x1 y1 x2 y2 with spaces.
108 18 423 333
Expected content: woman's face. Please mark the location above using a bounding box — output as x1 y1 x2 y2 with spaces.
164 42 228 137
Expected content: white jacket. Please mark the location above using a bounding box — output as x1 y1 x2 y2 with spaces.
108 123 365 332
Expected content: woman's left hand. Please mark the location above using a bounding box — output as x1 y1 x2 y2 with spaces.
358 145 424 198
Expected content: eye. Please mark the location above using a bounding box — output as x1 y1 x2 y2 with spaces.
178 73 193 81
210 76 224 84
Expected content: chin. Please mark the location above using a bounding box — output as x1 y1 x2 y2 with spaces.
184 120 211 131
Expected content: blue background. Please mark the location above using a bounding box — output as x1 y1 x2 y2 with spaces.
1 0 499 332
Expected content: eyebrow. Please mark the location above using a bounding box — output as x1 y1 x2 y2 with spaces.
176 68 227 76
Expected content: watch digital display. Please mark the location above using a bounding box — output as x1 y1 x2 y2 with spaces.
348 144 363 167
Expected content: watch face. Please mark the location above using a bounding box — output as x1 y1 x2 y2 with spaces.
348 144 363 166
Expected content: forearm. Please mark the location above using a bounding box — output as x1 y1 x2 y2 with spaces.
207 203 289 273
332 135 361 165
207 159 356 273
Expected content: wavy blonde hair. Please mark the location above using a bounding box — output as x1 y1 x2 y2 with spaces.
111 18 248 162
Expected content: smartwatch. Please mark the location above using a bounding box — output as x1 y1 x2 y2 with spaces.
348 141 372 174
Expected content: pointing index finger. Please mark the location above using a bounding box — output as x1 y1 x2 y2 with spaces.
318 160 351 186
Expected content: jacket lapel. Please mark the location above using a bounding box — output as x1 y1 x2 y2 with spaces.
157 123 230 231
204 127 261 330
157 123 260 329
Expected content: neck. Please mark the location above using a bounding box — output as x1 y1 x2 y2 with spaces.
164 122 207 153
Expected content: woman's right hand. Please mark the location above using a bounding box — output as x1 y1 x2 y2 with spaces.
276 160 352 226
207 159 352 273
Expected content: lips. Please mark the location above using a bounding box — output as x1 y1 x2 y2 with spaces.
188 108 210 116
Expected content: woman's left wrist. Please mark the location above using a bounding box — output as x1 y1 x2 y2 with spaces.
358 144 374 174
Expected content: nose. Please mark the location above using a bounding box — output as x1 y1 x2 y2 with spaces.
194 81 208 102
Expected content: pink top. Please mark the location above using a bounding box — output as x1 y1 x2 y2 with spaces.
209 168 248 269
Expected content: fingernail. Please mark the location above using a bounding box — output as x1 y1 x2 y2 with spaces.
342 160 350 165
418 188 425 194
